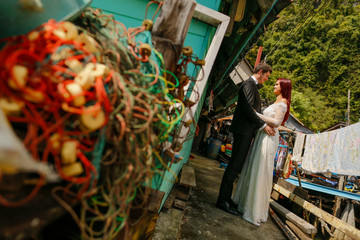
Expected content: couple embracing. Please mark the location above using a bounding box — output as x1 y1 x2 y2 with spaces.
216 62 292 226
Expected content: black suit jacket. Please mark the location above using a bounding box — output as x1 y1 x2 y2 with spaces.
229 78 265 136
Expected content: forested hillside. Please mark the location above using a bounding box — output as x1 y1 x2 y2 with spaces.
247 0 360 131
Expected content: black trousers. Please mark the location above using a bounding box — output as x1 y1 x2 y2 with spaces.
217 133 254 203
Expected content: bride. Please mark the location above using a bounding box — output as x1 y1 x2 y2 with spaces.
232 78 292 226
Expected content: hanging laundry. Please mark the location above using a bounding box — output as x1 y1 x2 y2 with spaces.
291 132 306 162
302 122 360 175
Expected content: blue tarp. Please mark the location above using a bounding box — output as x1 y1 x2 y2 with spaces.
286 177 360 201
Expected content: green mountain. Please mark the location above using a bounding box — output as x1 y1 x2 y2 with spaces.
247 0 360 131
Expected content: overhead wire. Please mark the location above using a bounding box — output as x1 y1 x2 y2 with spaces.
265 0 314 59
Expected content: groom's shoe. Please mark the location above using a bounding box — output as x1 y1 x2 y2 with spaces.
216 200 239 216
229 200 238 209
216 199 238 209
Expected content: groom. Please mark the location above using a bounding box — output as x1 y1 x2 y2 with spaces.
216 62 275 215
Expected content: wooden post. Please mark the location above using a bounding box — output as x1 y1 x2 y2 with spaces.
332 176 345 231
152 0 196 74
295 164 302 188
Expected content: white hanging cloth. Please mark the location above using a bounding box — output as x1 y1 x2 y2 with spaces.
291 132 306 162
0 108 58 181
302 122 360 175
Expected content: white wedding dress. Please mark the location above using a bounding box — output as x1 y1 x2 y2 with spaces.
232 102 287 226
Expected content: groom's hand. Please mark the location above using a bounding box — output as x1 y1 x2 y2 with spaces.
266 121 276 128
263 125 275 136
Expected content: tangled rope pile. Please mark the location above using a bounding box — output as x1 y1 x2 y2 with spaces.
0 5 204 239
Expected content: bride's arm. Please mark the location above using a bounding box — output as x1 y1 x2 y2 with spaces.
256 101 287 128
256 112 277 128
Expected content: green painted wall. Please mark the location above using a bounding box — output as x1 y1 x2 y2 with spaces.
90 0 220 208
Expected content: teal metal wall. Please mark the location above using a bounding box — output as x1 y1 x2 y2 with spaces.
90 0 220 208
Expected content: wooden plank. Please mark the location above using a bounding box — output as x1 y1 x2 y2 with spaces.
273 183 360 240
163 188 177 209
270 200 317 235
147 189 165 213
269 207 299 240
173 199 187 210
277 178 308 199
179 165 196 188
163 194 176 210
175 186 190 201
271 189 281 201
225 0 239 36
272 177 307 201
152 0 196 74
234 0 246 22
285 220 312 240
130 187 165 213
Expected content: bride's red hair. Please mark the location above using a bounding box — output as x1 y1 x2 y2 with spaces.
278 78 292 124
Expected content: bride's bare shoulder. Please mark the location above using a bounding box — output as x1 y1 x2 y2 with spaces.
280 98 288 104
